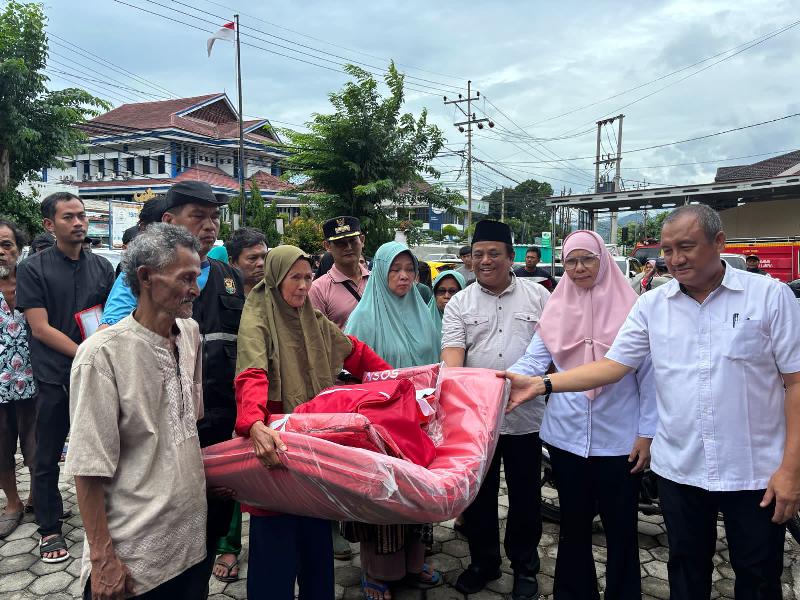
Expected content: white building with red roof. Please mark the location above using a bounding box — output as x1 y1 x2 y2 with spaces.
45 93 302 242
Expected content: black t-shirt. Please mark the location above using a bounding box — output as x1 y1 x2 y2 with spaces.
16 246 115 385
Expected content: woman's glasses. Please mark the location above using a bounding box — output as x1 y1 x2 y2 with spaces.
435 287 460 296
563 254 600 271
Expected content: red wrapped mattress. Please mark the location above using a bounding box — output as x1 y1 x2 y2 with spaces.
202 365 507 524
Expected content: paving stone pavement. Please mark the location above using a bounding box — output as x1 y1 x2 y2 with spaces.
2 455 800 599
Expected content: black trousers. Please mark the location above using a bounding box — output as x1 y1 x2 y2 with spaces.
464 432 542 576
248 514 335 600
84 558 209 599
548 446 641 600
659 476 785 600
33 380 70 537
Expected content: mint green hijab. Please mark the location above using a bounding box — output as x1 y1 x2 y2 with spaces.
344 241 440 368
427 270 466 343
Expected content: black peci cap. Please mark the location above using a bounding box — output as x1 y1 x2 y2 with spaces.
323 216 362 241
472 219 513 246
163 181 228 212
138 196 167 226
122 226 139 245
745 254 759 261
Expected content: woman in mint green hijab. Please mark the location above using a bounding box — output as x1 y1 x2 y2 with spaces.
343 241 444 597
345 241 440 368
427 270 466 343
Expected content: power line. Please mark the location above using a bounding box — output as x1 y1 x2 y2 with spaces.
112 0 453 98
553 20 800 139
523 17 800 129
166 0 462 94
195 0 467 83
47 33 179 100
478 96 594 182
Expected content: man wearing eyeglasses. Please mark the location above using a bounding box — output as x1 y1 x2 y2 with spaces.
309 216 370 331
441 219 550 600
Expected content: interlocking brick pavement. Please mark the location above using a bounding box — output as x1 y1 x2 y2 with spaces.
2 455 800 599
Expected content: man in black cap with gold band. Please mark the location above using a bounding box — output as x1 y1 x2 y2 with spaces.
309 215 370 330
98 180 245 582
441 219 549 599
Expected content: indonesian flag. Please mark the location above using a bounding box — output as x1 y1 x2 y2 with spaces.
207 21 235 57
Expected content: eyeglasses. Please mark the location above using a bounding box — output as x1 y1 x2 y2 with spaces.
563 254 600 271
435 287 460 296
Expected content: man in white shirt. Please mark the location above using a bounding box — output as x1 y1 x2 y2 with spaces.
66 224 211 599
502 205 800 600
442 220 550 600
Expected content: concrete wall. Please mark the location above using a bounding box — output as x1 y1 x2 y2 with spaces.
719 197 800 238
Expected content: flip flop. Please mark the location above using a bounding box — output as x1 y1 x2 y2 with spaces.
213 555 240 583
0 511 23 538
360 574 391 600
405 563 443 589
39 534 70 564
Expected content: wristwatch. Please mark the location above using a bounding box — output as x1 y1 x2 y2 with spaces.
542 375 553 396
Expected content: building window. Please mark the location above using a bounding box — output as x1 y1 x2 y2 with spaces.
112 158 119 175
183 146 189 168
190 147 196 166
142 156 150 175
83 161 90 176
126 157 134 174
157 155 166 174
97 160 105 176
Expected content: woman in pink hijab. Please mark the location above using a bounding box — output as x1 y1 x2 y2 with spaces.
508 230 658 600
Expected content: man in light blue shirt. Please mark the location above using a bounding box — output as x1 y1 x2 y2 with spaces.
502 205 800 600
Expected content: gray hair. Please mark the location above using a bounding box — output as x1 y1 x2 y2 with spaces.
661 204 722 242
122 223 200 297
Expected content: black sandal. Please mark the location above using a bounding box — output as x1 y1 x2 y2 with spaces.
39 534 70 563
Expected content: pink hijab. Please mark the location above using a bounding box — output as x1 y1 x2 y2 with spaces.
537 230 637 399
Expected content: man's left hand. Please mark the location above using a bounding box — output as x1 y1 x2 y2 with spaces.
628 437 652 474
761 465 800 523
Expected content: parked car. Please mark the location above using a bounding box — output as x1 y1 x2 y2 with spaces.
425 253 459 261
92 248 123 270
614 255 642 278
720 253 746 271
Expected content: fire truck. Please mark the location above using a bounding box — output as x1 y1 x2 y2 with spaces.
631 238 800 282
724 238 800 282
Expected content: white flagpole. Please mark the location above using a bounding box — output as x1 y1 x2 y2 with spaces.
234 14 246 227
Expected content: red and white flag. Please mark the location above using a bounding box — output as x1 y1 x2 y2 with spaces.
207 21 235 57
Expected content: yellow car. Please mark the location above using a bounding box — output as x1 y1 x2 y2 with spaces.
426 260 461 279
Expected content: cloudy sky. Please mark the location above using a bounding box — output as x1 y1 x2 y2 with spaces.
41 0 800 199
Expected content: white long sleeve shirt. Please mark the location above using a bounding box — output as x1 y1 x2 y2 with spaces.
510 333 658 457
607 265 800 491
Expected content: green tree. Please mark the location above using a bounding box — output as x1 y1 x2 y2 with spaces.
617 210 671 245
229 179 282 247
282 215 324 254
441 224 459 240
280 62 445 255
0 1 109 233
481 179 554 245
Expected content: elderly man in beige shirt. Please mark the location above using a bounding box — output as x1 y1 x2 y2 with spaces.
66 224 212 600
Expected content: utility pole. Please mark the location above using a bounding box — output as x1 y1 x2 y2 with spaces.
500 187 505 223
444 81 493 233
610 115 624 244
594 114 624 243
594 114 624 192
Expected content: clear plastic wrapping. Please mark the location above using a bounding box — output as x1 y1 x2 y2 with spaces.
202 365 509 524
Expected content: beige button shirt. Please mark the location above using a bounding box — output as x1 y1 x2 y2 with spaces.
441 274 550 435
65 315 207 596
